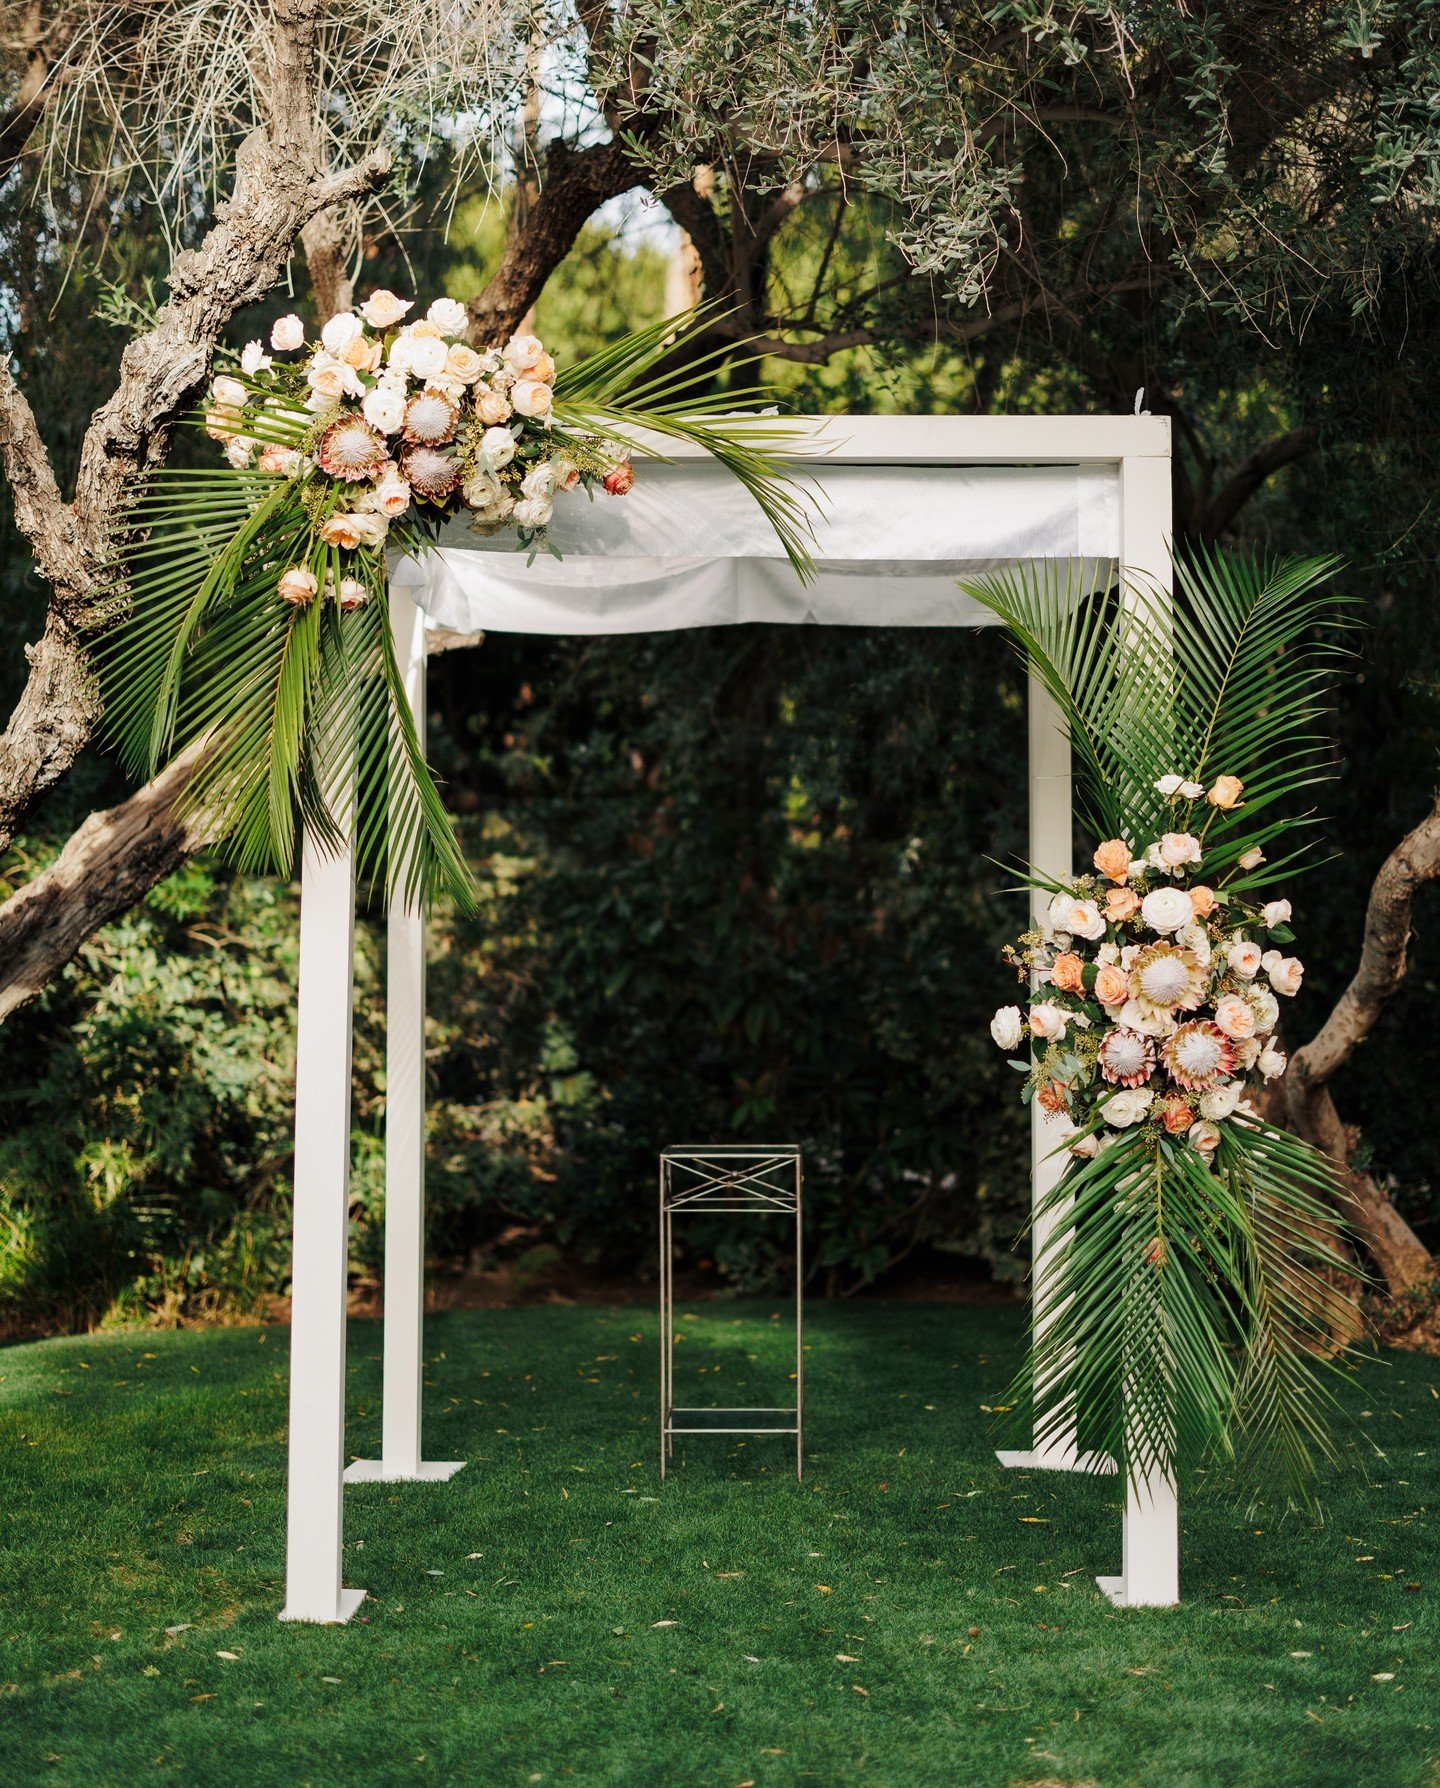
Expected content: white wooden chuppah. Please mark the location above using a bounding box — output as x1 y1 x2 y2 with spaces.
280 414 1176 1625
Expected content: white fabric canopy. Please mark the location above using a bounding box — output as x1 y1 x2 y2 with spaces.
393 460 1120 635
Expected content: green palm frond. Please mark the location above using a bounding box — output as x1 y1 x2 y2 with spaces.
100 479 476 909
1018 1119 1353 1500
552 308 821 584
963 549 1353 868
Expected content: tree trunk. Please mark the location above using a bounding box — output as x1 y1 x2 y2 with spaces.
1285 794 1440 1344
0 737 214 1021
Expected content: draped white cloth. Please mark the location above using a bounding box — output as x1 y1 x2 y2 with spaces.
391 460 1120 635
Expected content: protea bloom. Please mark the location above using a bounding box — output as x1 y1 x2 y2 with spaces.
1162 1021 1236 1091
1128 942 1205 1018
400 445 460 503
401 389 458 445
1097 1027 1156 1087
317 414 388 482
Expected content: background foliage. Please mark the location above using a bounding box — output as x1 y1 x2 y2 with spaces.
4 141 1440 1331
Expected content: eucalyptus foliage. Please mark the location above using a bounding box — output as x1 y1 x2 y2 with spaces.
964 550 1358 1498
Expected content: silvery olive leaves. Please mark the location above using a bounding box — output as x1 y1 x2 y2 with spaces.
964 550 1358 1501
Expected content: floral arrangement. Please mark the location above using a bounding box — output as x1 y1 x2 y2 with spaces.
204 290 641 601
991 772 1303 1165
105 299 814 909
963 550 1356 1502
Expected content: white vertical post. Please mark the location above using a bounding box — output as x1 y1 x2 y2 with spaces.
998 671 1094 1472
281 800 367 1624
344 584 464 1487
1097 443 1180 1608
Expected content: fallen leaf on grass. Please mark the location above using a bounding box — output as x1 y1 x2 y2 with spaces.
852 1684 869 1697
1373 1672 1396 1682
836 1654 859 1663
322 1676 343 1685
190 1693 215 1703
216 1652 240 1662
652 1620 678 1628
815 1585 832 1594
164 1625 192 1637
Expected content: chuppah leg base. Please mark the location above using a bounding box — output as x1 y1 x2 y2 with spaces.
279 1586 368 1625
995 1447 1117 1474
343 1459 467 1484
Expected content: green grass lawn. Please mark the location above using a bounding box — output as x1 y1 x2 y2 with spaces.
0 1302 1435 1787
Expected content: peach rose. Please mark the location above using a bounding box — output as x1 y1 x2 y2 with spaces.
341 335 383 371
1189 884 1216 918
476 388 512 425
446 343 485 383
1159 1098 1195 1136
277 566 318 606
1037 1079 1069 1116
1092 838 1131 882
359 289 413 328
1050 952 1085 993
504 332 548 373
511 376 553 419
319 511 388 550
1265 953 1304 996
1094 963 1129 1007
1207 775 1244 810
1105 885 1141 924
1213 993 1257 1040
604 460 635 495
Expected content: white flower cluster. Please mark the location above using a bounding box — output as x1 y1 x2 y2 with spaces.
203 291 635 611
989 775 1304 1165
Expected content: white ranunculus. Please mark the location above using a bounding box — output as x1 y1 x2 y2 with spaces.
362 384 406 434
1069 1131 1100 1159
480 425 518 469
1227 938 1262 978
1046 892 1077 936
1177 921 1212 966
1117 997 1176 1038
1154 775 1203 798
1027 1001 1068 1042
1140 885 1194 933
1262 899 1292 929
1247 985 1280 1032
320 312 365 354
225 436 254 468
511 376 553 419
405 335 450 381
1198 1083 1241 1121
239 340 272 375
1066 899 1106 941
1237 846 1266 871
990 1005 1024 1050
521 461 558 501
1158 831 1202 868
1104 1087 1154 1127
1096 942 1120 966
270 314 305 351
212 374 247 408
1188 1120 1221 1157
427 296 469 335
513 494 554 530
1258 1041 1287 1080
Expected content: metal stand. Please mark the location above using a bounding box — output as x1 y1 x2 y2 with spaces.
659 1144 803 1481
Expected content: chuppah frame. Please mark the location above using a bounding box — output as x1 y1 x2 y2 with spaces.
277 413 1177 1625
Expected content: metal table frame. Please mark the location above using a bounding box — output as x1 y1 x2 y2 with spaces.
659 1144 803 1480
